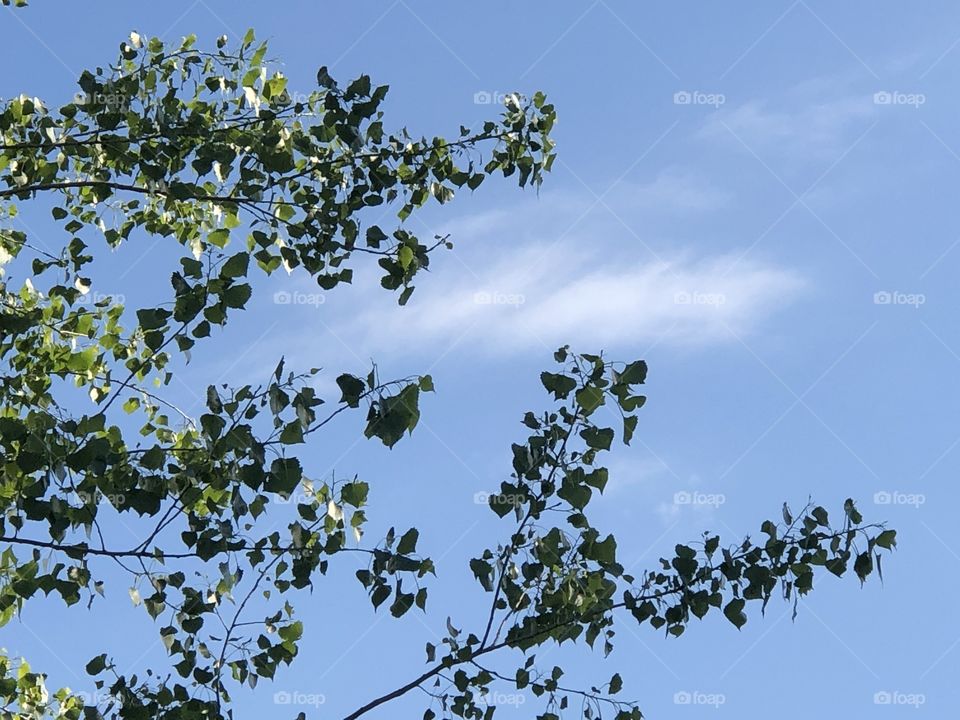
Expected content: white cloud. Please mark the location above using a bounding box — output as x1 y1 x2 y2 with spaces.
259 171 803 368
318 242 803 360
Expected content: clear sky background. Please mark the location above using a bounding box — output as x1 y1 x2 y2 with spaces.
2 1 958 717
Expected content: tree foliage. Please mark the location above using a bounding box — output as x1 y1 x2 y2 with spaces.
0 23 894 720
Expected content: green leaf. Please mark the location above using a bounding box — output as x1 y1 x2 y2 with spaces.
854 552 873 584
609 673 623 694
136 308 170 330
575 386 605 415
580 426 614 451
336 374 366 407
365 385 420 448
397 245 414 271
341 481 369 508
558 477 591 510
200 413 225 440
371 584 391 609
85 654 107 675
207 228 230 248
279 421 304 445
875 529 897 549
540 372 576 399
619 360 647 385
366 226 388 247
220 252 249 278
723 598 747 629
390 592 414 617
222 283 251 308
266 458 302 494
397 528 419 555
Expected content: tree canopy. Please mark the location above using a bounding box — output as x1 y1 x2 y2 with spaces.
0 22 896 720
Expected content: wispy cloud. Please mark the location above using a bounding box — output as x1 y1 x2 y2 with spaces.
603 170 734 213
335 246 803 358
238 171 804 375
700 94 875 160
696 69 882 167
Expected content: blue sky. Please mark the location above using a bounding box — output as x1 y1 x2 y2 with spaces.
2 1 959 717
